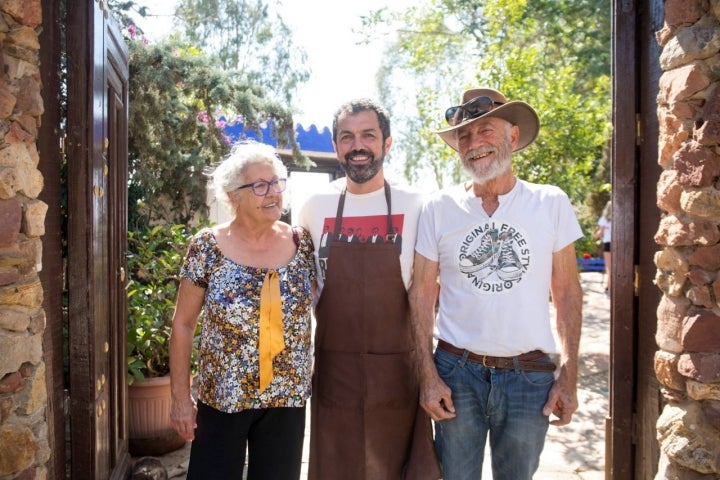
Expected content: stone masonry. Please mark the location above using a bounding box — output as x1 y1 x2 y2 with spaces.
655 0 720 478
0 0 49 479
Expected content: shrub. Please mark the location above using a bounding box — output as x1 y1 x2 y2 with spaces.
126 224 199 384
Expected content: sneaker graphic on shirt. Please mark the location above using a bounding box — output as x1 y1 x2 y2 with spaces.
496 231 523 281
459 229 498 274
456 221 531 294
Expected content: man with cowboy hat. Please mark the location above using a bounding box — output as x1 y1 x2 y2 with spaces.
409 87 584 480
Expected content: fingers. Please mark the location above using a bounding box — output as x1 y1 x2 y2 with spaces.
549 401 574 426
178 422 196 441
170 414 195 440
542 393 558 418
170 400 197 440
544 386 578 426
440 394 455 415
172 416 197 440
421 387 456 421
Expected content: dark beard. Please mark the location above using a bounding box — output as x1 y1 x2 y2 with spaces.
343 149 385 184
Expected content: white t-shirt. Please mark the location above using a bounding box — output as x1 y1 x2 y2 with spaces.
415 179 582 356
295 177 425 291
598 215 611 243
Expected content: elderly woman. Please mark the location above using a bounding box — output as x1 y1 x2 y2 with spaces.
169 141 316 479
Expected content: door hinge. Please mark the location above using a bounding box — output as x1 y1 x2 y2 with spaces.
634 265 640 296
636 113 642 146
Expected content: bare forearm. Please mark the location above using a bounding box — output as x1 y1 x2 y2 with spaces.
551 244 583 382
409 253 456 420
554 284 582 384
409 285 439 383
169 324 197 402
408 253 440 383
169 279 204 399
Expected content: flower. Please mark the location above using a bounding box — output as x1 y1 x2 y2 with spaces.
197 111 210 123
582 253 592 259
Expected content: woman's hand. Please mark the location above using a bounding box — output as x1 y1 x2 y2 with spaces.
170 394 198 441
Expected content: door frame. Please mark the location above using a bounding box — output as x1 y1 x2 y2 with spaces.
38 0 65 477
610 1 664 478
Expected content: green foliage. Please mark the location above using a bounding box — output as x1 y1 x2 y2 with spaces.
127 36 305 226
126 224 198 384
370 0 612 211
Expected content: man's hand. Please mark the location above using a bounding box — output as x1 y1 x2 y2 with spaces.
543 373 578 426
420 377 456 421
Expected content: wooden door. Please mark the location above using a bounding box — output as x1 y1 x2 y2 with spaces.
66 1 131 478
38 0 65 477
611 0 664 478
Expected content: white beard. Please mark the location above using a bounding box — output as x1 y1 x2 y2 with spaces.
463 138 513 185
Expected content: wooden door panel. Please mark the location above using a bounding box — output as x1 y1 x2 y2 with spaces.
610 3 639 475
66 1 130 478
636 0 664 477
106 23 131 476
611 1 664 478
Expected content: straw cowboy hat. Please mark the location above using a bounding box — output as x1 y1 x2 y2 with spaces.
435 87 540 152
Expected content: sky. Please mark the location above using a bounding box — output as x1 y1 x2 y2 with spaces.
132 1 409 129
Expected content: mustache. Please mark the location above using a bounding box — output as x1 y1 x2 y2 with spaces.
344 149 374 161
463 147 496 162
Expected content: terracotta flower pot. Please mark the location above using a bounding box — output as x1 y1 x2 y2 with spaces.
128 375 186 456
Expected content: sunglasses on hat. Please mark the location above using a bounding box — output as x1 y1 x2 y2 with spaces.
445 95 505 126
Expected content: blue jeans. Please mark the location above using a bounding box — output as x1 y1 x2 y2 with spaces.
434 348 554 480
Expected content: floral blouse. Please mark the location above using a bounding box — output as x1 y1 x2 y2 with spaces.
180 227 316 412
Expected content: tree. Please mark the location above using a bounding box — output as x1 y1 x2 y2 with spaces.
368 0 611 253
174 0 310 104
108 0 313 226
127 35 302 226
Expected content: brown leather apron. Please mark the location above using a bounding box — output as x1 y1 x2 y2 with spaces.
309 181 440 480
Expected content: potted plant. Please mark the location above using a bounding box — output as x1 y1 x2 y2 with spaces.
126 224 198 456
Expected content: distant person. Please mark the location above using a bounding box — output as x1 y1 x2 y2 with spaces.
596 200 612 295
318 223 332 258
410 87 583 480
366 226 384 244
297 98 440 479
169 141 316 479
355 226 365 242
387 225 402 253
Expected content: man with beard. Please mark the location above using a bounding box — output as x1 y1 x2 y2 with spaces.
297 98 440 479
409 88 583 480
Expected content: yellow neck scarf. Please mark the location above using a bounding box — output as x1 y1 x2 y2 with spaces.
258 270 284 392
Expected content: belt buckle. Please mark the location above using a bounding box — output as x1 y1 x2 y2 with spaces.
482 355 489 367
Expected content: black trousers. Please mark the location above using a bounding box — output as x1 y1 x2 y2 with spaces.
187 401 306 480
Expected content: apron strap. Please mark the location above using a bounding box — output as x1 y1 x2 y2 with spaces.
333 180 393 239
333 188 347 239
383 180 393 234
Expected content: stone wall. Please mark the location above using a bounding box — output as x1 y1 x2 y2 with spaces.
0 1 49 479
654 0 720 478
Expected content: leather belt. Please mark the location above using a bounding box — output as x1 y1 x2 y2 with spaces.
437 340 556 372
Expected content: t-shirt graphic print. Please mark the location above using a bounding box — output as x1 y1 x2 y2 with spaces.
316 213 404 283
457 220 529 293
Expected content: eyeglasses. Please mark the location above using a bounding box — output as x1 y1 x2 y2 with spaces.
445 96 505 126
235 178 287 196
